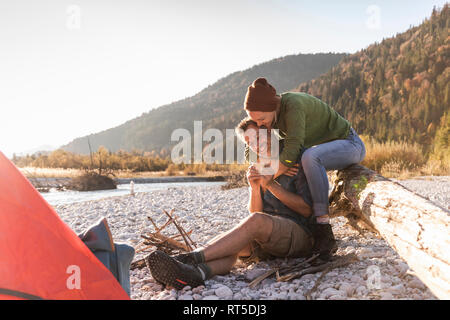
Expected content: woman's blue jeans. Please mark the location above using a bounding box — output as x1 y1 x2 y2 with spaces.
301 128 366 217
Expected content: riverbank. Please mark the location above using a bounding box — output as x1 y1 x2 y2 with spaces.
53 176 449 300
28 175 228 191
42 181 227 206
19 167 232 179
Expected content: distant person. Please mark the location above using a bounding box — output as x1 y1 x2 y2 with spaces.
145 119 315 289
243 77 366 260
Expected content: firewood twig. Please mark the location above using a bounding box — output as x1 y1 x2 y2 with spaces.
163 209 193 251
305 266 333 300
130 208 197 270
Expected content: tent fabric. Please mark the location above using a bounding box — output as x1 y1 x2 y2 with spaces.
0 152 130 300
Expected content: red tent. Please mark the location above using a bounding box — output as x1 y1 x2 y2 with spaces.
0 152 129 300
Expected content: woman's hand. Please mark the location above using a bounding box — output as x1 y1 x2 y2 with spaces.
273 161 290 179
284 163 300 177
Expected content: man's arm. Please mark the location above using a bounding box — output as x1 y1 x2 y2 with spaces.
248 185 264 213
264 179 312 218
247 165 264 213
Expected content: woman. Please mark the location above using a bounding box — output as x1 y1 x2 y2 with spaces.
243 77 366 260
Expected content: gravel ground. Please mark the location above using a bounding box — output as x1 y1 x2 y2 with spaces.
54 176 449 300
392 176 450 211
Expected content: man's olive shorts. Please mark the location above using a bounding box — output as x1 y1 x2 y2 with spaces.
242 213 314 261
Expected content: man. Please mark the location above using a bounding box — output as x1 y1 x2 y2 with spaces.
146 119 329 290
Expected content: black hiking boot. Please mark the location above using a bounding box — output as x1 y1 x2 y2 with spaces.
311 223 338 261
173 252 199 266
145 250 205 290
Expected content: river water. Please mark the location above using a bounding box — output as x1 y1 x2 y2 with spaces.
41 181 226 206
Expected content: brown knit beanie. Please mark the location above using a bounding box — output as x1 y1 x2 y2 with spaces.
244 78 278 112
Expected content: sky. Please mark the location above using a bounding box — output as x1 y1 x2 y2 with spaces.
0 0 447 157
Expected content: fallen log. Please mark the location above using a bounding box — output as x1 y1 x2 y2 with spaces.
329 164 450 299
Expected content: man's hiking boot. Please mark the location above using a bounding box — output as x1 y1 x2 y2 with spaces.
311 223 338 261
146 250 205 290
173 252 198 266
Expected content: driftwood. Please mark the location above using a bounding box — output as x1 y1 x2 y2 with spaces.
248 254 320 289
130 209 196 270
248 253 358 290
277 253 358 282
329 164 450 299
305 266 332 300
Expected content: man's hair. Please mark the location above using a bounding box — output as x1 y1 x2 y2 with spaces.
235 117 257 143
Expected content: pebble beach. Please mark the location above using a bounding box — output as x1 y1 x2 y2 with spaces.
54 176 450 300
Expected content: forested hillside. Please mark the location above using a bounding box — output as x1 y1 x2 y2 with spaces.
62 5 449 163
62 53 346 155
296 5 449 157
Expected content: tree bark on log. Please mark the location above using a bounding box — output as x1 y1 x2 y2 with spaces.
328 164 450 299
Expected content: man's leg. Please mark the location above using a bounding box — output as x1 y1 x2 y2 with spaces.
204 242 253 276
203 212 273 261
176 212 273 265
146 212 273 289
206 255 238 275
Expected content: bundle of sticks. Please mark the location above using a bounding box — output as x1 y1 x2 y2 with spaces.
130 209 197 270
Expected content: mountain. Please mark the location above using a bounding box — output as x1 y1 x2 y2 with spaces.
15 145 56 157
62 5 449 159
61 53 347 155
295 5 449 154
